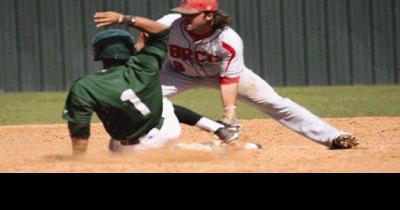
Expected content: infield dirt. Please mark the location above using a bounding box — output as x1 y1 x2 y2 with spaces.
1 117 399 172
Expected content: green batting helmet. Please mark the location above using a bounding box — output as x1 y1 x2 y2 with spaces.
92 29 135 61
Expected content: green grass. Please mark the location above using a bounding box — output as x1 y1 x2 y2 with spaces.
0 85 399 125
0 92 69 125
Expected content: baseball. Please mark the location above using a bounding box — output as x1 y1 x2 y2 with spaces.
244 142 262 150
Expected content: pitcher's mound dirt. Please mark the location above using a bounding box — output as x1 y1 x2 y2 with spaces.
1 117 399 172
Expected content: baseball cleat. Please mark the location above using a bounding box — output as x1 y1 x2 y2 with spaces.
331 133 360 149
214 125 242 143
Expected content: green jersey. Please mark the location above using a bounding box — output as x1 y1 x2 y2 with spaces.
63 30 169 141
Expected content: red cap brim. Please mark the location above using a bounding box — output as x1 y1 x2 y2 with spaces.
171 6 201 15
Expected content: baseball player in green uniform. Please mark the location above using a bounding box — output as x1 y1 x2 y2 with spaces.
64 15 239 155
63 16 180 155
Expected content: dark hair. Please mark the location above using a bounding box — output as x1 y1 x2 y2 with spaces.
209 11 232 30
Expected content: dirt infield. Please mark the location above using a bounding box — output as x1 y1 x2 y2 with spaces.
0 117 399 172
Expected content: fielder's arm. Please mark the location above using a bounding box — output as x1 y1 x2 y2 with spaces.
93 12 169 34
135 14 181 52
220 82 239 126
135 33 147 52
219 37 245 126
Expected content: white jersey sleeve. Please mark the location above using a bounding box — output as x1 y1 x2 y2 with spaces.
156 13 182 27
140 13 181 42
219 28 245 78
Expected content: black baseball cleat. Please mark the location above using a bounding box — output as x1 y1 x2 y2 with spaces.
330 133 360 149
214 125 242 143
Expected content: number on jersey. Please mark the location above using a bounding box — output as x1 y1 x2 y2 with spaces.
172 61 186 72
121 89 151 117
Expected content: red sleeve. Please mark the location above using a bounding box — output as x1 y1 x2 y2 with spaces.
219 76 240 85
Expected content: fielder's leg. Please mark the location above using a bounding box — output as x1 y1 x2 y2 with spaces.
161 62 241 143
236 69 358 148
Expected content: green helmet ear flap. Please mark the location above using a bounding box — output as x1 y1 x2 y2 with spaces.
92 29 136 61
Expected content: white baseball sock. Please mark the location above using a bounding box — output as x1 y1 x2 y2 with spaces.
195 117 224 132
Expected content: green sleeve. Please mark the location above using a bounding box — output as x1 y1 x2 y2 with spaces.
62 85 94 125
68 121 90 139
145 29 170 52
130 29 170 70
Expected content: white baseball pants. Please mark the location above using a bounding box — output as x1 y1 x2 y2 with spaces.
109 97 181 152
161 62 342 147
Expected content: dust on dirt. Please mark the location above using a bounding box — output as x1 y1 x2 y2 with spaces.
0 117 399 172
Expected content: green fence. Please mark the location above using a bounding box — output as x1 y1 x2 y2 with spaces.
1 0 399 92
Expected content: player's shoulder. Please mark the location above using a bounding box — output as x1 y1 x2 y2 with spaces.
76 71 99 82
219 27 242 42
69 75 88 93
70 71 98 91
221 27 240 35
158 13 182 27
219 27 243 48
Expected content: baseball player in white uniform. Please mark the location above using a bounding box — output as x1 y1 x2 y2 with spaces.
94 0 360 149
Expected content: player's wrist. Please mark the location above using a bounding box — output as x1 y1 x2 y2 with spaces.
119 14 136 25
221 106 239 126
224 105 237 112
